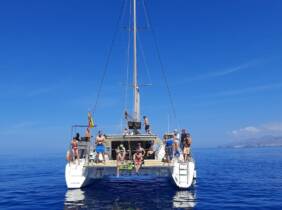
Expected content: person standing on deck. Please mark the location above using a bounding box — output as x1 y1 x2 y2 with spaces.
173 132 180 158
116 144 126 177
95 131 106 163
173 129 180 142
133 143 145 173
71 137 79 164
183 134 192 160
180 129 187 150
163 135 173 163
143 116 150 134
85 127 91 141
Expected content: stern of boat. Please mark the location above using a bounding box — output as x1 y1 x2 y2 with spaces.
65 159 90 189
172 159 195 189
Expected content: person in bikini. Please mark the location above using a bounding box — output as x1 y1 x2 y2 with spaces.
183 135 192 161
71 137 79 164
133 143 145 173
133 151 143 174
183 141 190 161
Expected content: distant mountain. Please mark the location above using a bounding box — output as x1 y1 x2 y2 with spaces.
220 135 282 148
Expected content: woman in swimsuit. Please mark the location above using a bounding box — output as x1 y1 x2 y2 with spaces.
133 151 143 173
183 142 190 161
71 137 79 163
134 143 145 173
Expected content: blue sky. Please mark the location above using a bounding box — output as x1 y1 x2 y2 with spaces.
0 0 282 153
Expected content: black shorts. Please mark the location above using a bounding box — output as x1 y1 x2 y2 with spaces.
145 125 150 131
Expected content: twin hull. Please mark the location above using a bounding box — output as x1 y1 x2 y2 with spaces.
65 160 195 189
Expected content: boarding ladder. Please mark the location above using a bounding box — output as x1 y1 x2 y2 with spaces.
178 162 189 185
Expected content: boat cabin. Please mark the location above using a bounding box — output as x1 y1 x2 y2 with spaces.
105 134 160 160
69 125 161 162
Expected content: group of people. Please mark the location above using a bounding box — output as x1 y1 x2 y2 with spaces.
163 129 192 162
69 128 104 163
116 142 150 175
69 124 192 175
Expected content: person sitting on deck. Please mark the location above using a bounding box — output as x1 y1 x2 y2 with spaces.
133 143 145 173
136 142 145 156
143 116 150 134
116 144 126 176
71 137 79 164
117 144 126 162
133 151 143 174
95 131 106 163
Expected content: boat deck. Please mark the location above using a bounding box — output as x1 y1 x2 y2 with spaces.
83 159 172 168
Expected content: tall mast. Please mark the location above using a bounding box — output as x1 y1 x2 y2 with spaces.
133 0 140 122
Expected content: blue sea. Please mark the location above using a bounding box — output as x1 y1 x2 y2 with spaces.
1 148 282 210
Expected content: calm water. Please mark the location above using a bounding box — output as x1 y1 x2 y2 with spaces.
0 148 282 210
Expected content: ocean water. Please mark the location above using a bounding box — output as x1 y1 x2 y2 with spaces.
0 148 282 210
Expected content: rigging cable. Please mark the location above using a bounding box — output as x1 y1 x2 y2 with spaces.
123 0 132 127
92 0 128 114
143 0 180 129
137 34 152 85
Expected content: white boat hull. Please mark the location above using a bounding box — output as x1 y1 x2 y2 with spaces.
171 160 195 189
65 158 196 189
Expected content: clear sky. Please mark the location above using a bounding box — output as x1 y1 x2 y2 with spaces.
0 0 282 153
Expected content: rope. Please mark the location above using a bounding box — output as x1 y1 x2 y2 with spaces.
137 34 152 85
123 0 132 117
92 0 128 114
143 0 180 129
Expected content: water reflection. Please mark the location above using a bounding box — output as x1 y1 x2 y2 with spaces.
64 179 196 209
173 190 196 209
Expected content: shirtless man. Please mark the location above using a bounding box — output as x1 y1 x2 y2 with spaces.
143 116 150 134
95 131 106 163
85 127 91 141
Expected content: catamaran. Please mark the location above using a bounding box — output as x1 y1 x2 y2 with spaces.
65 0 196 189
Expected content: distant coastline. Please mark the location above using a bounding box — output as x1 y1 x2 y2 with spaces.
219 135 282 148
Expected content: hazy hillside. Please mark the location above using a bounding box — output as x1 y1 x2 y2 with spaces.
220 135 282 148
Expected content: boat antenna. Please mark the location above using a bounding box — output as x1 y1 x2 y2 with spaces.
133 0 140 122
